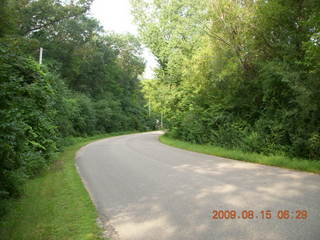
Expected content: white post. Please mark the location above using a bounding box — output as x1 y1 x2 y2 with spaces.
39 47 43 64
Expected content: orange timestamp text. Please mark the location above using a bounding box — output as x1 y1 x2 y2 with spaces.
211 209 308 220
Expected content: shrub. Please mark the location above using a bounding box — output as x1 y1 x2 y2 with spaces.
0 43 58 202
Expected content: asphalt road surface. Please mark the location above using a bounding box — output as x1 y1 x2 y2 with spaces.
76 131 320 240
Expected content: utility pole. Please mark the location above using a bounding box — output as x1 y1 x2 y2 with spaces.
39 47 43 65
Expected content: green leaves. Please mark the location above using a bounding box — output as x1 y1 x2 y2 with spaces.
1 0 154 217
134 0 320 159
0 43 57 201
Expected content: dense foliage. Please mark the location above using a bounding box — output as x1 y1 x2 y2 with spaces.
0 0 153 214
133 0 320 159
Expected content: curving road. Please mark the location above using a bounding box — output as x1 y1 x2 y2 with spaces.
76 131 320 240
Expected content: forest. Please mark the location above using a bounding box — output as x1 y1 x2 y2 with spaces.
0 0 154 214
133 0 320 159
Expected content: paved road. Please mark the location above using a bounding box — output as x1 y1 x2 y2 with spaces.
76 131 320 240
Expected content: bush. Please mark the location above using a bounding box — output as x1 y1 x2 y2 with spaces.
0 43 58 202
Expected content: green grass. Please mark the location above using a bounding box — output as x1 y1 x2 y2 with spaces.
0 131 137 240
159 134 320 174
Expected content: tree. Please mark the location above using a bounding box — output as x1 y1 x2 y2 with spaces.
132 0 320 158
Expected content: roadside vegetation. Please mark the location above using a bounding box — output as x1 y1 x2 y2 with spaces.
160 134 320 173
133 0 320 162
0 132 136 240
0 0 156 217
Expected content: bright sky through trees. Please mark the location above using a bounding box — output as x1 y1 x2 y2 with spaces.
90 0 157 79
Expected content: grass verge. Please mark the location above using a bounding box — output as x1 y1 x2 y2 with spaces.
0 131 137 240
159 134 320 174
